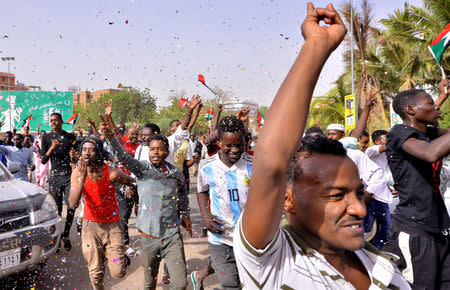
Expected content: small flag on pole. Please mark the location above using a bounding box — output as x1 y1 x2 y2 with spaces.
429 23 450 93
178 98 187 108
206 110 214 120
257 111 265 127
429 24 450 66
21 114 33 128
198 74 206 85
66 113 79 125
197 74 216 96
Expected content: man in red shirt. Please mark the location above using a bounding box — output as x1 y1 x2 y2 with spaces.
122 126 140 156
69 137 136 290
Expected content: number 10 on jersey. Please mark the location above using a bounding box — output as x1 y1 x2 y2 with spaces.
228 189 240 202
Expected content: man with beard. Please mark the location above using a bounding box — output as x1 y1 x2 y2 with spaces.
69 137 136 290
100 115 192 290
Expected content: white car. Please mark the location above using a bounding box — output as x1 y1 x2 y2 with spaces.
0 162 62 277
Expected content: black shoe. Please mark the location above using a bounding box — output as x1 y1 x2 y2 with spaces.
62 237 72 251
125 255 131 268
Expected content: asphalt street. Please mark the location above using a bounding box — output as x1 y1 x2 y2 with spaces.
0 173 220 289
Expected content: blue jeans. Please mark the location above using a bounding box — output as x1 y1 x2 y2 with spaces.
364 199 392 250
209 243 241 290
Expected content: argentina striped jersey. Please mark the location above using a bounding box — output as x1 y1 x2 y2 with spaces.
197 152 253 246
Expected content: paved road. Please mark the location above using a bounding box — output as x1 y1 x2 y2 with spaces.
1 173 221 289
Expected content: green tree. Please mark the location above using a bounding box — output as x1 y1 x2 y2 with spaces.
339 0 390 132
74 88 157 130
157 92 217 136
307 78 347 129
370 0 450 126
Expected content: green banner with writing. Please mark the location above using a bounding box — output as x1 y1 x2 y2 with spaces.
0 91 73 132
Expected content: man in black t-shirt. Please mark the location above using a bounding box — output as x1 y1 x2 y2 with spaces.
387 86 450 289
41 112 77 252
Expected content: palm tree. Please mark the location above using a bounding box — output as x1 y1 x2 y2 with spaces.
307 78 347 129
375 0 449 92
366 0 449 128
339 0 390 132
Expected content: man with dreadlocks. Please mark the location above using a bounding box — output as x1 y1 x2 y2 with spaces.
69 137 137 290
196 115 252 289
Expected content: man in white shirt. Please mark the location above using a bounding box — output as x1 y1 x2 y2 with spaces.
366 130 390 179
235 5 409 289
134 123 160 162
166 95 201 166
0 133 35 181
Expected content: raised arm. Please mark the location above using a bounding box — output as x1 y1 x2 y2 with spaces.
181 95 201 130
403 131 450 163
36 123 41 136
211 104 223 132
349 88 377 138
99 114 148 177
242 2 347 249
434 78 449 110
236 106 251 130
86 117 99 135
187 102 202 132
103 101 127 146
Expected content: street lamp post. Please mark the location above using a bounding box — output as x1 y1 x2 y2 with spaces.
1 57 15 131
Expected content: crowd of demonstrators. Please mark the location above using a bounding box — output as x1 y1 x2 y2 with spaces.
0 133 35 181
0 3 449 290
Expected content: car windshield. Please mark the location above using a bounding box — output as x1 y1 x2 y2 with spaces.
0 163 13 182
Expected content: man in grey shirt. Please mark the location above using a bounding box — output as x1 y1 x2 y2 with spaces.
101 119 191 290
0 133 35 181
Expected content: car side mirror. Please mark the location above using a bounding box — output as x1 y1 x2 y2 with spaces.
7 162 21 174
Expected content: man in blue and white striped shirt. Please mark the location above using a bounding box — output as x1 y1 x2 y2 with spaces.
197 115 252 290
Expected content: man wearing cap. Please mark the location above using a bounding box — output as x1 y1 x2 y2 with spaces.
69 137 136 290
326 123 346 140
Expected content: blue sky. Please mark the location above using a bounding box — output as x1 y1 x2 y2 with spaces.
0 0 422 107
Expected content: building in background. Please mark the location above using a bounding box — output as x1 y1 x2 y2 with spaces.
222 98 260 135
0 72 38 91
73 88 121 106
